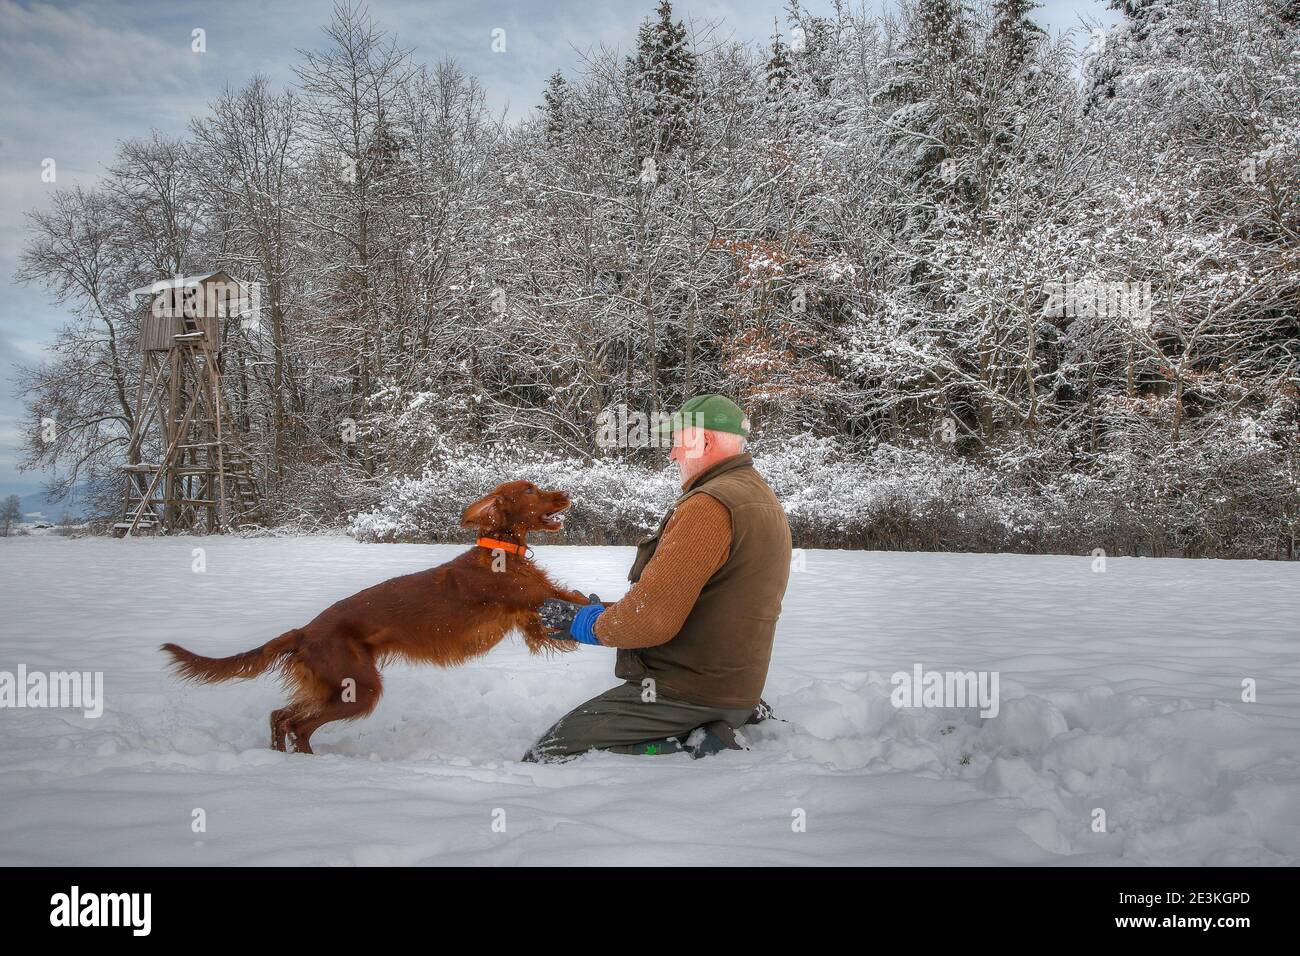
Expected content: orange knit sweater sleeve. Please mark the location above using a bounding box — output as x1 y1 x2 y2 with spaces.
592 493 733 649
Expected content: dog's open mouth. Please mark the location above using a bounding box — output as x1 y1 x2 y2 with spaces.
541 504 570 530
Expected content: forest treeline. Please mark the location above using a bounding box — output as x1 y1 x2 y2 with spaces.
15 0 1300 557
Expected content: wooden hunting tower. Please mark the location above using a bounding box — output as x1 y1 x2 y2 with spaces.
116 271 262 536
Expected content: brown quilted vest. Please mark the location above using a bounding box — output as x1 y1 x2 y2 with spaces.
614 453 792 708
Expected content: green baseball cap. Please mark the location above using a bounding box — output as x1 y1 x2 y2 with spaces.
653 394 751 437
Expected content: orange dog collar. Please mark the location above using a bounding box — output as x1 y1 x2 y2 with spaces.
477 536 529 556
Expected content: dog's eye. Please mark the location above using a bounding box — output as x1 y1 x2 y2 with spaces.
525 485 536 494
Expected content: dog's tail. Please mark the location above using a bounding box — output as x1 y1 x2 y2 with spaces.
161 629 303 684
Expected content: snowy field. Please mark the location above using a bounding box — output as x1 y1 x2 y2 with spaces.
0 534 1297 866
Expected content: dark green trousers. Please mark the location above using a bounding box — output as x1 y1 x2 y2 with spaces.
521 681 754 763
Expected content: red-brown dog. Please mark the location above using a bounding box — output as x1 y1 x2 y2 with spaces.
162 480 589 753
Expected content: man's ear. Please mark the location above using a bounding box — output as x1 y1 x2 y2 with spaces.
461 493 503 529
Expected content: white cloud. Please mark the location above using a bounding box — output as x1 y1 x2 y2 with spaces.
0 0 203 98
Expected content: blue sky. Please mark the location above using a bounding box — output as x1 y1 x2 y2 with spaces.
0 0 1120 497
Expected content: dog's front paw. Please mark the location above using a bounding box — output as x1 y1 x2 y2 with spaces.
524 631 577 656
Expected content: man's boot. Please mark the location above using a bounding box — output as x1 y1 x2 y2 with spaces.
624 736 687 756
685 720 748 759
744 698 779 726
623 721 748 758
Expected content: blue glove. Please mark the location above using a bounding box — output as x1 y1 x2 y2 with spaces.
539 597 605 645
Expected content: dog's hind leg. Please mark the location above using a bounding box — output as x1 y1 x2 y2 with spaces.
287 658 383 754
270 707 295 752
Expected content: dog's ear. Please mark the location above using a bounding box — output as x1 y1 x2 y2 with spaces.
461 492 504 529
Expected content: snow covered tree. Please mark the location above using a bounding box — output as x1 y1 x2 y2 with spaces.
992 0 1045 74
765 20 794 104
542 71 568 146
1 496 21 536
627 1 699 163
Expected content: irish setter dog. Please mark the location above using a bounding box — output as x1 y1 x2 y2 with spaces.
162 480 589 754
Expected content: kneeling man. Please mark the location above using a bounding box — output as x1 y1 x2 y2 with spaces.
522 394 792 762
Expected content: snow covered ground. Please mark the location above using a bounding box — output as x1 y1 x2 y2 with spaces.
0 534 1296 866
